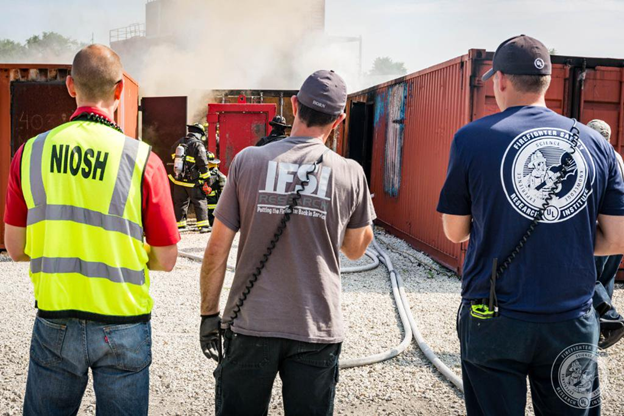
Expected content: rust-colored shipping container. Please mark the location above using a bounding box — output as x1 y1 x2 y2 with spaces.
343 50 624 275
1 64 140 249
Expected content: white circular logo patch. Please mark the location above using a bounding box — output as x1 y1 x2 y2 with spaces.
551 343 601 409
500 128 595 223
535 58 546 69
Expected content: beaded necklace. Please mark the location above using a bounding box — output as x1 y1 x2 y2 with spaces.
72 112 124 134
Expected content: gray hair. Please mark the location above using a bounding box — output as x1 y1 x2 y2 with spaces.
587 119 611 142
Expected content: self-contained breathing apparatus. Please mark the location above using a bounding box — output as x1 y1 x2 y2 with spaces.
173 143 188 180
471 120 582 320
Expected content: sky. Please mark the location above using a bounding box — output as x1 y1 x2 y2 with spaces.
1 0 623 75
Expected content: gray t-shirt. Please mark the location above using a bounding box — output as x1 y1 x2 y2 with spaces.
215 136 376 343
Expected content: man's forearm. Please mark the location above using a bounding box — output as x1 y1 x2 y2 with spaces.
200 246 228 315
595 225 621 256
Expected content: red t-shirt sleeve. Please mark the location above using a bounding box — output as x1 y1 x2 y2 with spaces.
3 145 28 227
142 152 181 246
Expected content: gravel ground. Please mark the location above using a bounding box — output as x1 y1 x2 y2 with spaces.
1 228 624 415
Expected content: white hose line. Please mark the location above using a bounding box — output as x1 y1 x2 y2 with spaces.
178 244 411 369
372 240 464 392
340 249 380 274
339 244 412 368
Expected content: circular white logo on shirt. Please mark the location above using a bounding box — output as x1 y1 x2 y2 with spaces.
535 58 546 69
500 128 595 223
551 343 601 409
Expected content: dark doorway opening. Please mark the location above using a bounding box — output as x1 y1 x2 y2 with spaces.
347 101 375 183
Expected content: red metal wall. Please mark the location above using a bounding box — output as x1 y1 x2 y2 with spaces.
207 103 276 175
1 65 140 250
116 73 140 138
344 50 624 275
579 67 624 153
346 54 474 272
141 96 188 173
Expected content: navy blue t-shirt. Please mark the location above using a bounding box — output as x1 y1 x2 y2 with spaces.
437 106 624 322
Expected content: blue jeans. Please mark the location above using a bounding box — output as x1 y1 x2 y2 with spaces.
458 304 600 416
593 255 622 320
23 317 152 416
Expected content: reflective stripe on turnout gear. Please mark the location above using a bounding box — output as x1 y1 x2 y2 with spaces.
207 204 217 209
196 220 210 227
30 257 145 285
186 155 196 163
177 220 187 227
168 174 195 187
199 172 210 179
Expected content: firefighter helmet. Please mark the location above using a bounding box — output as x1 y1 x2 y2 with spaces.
269 115 291 129
187 123 206 137
208 151 221 165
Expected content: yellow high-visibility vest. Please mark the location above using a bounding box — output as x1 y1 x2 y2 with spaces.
21 120 153 322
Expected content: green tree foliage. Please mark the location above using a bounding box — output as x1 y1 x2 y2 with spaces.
0 39 26 61
0 32 84 63
369 57 408 76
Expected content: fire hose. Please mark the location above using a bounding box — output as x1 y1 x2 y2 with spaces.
178 234 464 392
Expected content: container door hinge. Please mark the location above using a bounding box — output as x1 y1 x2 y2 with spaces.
470 76 483 88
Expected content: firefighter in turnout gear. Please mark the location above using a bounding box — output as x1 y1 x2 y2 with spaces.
255 115 291 147
169 123 211 233
203 152 227 226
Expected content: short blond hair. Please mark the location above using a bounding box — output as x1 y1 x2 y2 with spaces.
71 44 123 102
507 74 551 94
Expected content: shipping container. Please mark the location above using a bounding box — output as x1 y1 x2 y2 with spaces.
212 90 298 127
342 49 624 275
1 64 140 249
206 102 276 175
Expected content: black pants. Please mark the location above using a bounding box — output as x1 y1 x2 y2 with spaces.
207 194 218 226
593 255 623 320
458 303 600 416
214 330 341 416
172 184 208 228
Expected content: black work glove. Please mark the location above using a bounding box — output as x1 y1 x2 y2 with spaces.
200 313 221 362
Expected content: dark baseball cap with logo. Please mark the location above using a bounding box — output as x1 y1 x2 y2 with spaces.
297 70 347 115
482 35 552 81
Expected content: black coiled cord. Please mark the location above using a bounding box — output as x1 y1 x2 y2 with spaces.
225 151 327 327
489 120 581 312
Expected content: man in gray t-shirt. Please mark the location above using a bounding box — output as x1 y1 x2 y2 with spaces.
199 70 375 415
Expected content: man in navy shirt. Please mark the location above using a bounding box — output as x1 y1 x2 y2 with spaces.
438 35 624 415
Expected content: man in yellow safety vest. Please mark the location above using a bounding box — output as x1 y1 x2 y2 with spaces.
3 44 180 415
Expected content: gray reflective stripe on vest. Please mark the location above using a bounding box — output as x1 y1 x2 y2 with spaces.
27 204 143 241
109 137 140 217
30 131 51 206
27 132 144 241
30 257 145 286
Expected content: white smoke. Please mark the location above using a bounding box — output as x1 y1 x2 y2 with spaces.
114 0 362 121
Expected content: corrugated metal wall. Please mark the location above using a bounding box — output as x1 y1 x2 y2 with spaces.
346 54 473 271
343 50 624 274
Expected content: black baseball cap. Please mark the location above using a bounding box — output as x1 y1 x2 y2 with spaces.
297 70 347 115
482 35 552 81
